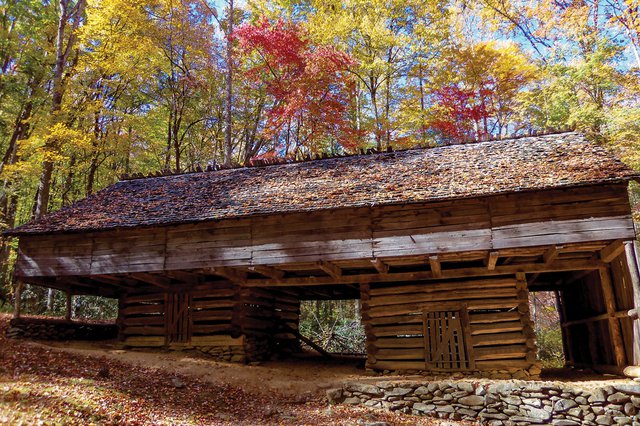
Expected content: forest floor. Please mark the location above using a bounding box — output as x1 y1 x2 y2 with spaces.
0 314 449 426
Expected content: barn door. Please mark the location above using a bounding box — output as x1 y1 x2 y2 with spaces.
165 290 192 344
422 306 474 371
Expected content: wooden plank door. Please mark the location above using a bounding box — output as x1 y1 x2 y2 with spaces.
165 291 192 344
422 306 474 371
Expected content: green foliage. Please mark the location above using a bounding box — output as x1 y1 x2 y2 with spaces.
535 326 565 368
17 285 117 320
299 300 365 354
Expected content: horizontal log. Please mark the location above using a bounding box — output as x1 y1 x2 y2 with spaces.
472 332 527 346
371 337 424 349
474 344 529 361
191 335 244 346
123 336 165 347
123 325 165 336
375 348 425 360
471 321 524 335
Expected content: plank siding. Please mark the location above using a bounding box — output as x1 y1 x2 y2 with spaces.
14 184 635 278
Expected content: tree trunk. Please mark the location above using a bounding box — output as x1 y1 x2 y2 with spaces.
223 0 234 167
33 0 86 220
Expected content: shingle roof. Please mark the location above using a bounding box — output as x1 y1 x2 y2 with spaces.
8 132 638 235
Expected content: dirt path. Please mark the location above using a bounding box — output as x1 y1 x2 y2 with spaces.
37 340 369 397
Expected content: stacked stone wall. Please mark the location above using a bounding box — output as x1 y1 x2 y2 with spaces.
327 379 640 425
7 317 117 341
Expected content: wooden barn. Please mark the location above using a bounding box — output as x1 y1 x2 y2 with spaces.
7 132 640 376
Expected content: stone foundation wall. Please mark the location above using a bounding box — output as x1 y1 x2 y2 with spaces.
327 379 640 425
7 317 117 341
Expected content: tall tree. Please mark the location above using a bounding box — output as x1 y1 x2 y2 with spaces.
33 0 86 219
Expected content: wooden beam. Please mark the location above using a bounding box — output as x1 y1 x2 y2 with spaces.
91 275 135 288
244 258 604 287
128 272 171 289
165 270 203 283
211 267 247 283
561 310 629 328
371 258 389 274
317 261 342 279
429 256 441 278
601 240 625 263
247 265 285 280
599 267 627 367
543 246 560 264
487 251 499 271
13 280 23 319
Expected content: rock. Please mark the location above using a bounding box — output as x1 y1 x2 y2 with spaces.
503 396 522 406
384 387 413 397
344 397 361 405
525 407 552 422
457 407 478 417
476 385 487 396
590 389 608 404
364 422 389 426
458 382 474 393
614 417 631 426
595 415 614 425
414 386 430 396
522 398 542 408
608 393 631 404
554 398 578 413
413 403 436 412
364 399 382 408
480 412 509 420
348 383 383 396
171 377 185 389
459 395 485 406
624 402 637 416
567 407 583 418
614 385 640 395
552 420 581 426
435 405 455 413
326 388 343 404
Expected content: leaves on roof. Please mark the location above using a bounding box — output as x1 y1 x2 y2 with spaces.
9 132 638 235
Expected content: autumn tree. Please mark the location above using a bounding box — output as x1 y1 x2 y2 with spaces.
236 18 359 157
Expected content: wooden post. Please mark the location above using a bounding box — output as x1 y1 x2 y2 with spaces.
599 267 627 367
555 290 574 366
13 280 23 319
515 272 537 363
65 291 72 321
625 241 640 365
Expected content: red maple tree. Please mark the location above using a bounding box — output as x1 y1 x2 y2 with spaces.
235 18 361 157
429 85 494 143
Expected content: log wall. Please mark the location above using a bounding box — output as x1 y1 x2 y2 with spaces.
118 283 300 362
15 184 634 278
361 275 537 373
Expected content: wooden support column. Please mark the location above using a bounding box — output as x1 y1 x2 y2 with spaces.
599 266 627 367
625 241 640 365
359 282 375 368
13 280 23 319
555 290 574 366
65 291 72 321
515 272 537 363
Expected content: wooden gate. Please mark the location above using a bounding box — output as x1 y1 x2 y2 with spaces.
165 291 192 344
422 306 474 371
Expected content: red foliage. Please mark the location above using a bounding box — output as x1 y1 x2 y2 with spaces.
429 85 494 142
235 18 361 153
